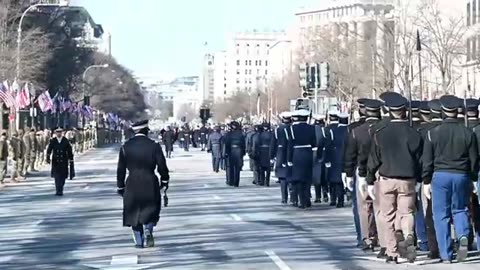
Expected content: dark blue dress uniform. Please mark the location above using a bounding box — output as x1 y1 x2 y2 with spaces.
422 95 478 262
464 98 480 252
272 112 292 204
199 126 208 151
312 116 331 203
207 128 223 173
46 128 74 196
326 112 349 208
224 121 246 187
253 123 274 186
417 100 442 258
287 109 316 208
116 120 170 248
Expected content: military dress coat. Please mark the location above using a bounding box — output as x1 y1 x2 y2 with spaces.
272 124 291 179
312 125 331 185
287 123 316 183
117 134 170 227
326 124 349 183
46 137 74 179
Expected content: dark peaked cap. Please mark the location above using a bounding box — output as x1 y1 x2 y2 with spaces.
465 98 480 112
383 93 407 110
379 91 403 101
408 100 421 111
357 98 368 108
363 99 382 111
428 99 441 112
131 120 149 131
439 95 461 112
419 101 430 113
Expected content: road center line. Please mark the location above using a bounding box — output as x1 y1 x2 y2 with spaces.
111 255 138 265
213 195 221 200
265 251 292 270
230 214 242 221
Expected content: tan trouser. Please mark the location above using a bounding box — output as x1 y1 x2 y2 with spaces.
357 172 378 245
373 181 386 247
378 177 416 257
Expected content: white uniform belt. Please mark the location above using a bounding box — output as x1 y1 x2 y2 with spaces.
294 145 311 149
278 145 284 148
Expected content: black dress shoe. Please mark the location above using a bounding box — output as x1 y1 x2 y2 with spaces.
377 247 387 259
427 251 440 259
362 244 374 252
386 256 398 264
329 202 336 206
336 202 344 208
298 205 306 209
314 198 321 203
292 202 298 207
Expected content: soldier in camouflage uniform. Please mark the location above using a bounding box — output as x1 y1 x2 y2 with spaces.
43 129 51 165
17 129 26 178
28 128 37 172
0 131 8 184
8 131 24 182
35 131 45 169
22 129 31 175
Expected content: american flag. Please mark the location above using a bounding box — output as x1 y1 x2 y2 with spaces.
61 97 72 112
16 82 31 109
0 80 17 109
38 90 53 112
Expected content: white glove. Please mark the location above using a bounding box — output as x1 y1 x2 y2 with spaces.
423 184 432 200
415 183 422 193
325 162 332 168
287 162 293 167
367 185 376 200
346 177 354 192
358 177 367 198
281 163 286 168
341 173 347 187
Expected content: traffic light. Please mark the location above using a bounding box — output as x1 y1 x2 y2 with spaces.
83 95 90 106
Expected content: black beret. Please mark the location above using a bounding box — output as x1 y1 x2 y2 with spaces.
419 101 430 114
465 98 480 112
428 99 441 112
439 95 461 112
363 99 383 111
384 94 407 110
379 91 403 101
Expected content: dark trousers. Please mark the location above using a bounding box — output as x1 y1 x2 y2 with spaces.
212 156 220 172
166 151 172 158
258 167 271 186
228 160 241 187
425 197 440 255
329 183 344 205
54 176 66 194
415 194 429 251
293 182 308 207
469 194 480 250
279 178 289 203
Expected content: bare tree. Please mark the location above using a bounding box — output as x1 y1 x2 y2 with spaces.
270 70 301 113
176 103 196 122
0 1 51 85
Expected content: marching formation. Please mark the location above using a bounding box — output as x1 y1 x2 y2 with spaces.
196 92 480 265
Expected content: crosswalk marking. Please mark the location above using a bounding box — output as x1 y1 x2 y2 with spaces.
265 251 292 270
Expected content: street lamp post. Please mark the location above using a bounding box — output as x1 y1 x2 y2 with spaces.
17 3 58 80
81 64 109 127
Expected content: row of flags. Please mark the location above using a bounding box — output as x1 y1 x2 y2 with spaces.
0 80 122 124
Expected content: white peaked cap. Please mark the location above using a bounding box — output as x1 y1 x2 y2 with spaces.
293 109 310 117
337 112 349 118
280 111 292 118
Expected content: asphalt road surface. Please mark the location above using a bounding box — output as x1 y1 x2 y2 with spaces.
0 145 479 270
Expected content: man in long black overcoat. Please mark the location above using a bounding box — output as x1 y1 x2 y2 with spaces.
46 127 74 196
117 120 170 248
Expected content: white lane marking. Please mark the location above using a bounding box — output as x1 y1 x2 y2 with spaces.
0 256 13 263
34 220 43 226
265 251 292 270
213 195 221 200
84 185 90 190
111 255 138 265
203 184 209 188
230 214 242 221
60 199 73 205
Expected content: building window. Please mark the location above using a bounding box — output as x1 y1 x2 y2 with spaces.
256 44 260 47
265 70 268 75
265 60 268 66
245 60 248 65
257 69 260 74
267 44 270 47
248 60 252 65
236 70 240 75
249 69 252 75
300 15 305 22
236 79 240 84
467 3 471 26
245 69 248 75
246 43 250 47
259 60 262 66
249 80 252 84
236 43 240 47
255 60 258 66
467 38 471 61
474 0 477 25
237 60 240 65
224 83 227 87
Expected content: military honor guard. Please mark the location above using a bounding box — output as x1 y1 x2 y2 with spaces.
46 127 74 196
272 112 292 204
366 93 423 263
252 123 274 186
207 125 223 173
422 95 478 263
287 109 316 209
116 120 170 248
224 121 245 187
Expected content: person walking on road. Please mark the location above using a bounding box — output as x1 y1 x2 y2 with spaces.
46 127 74 196
224 121 245 187
116 120 170 249
162 126 175 159
207 125 222 173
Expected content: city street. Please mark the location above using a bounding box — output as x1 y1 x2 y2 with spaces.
0 145 479 270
